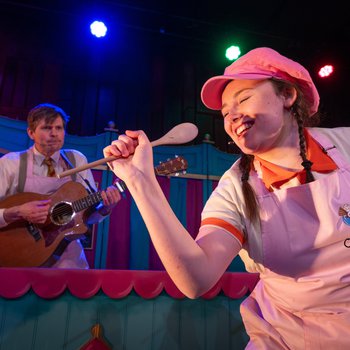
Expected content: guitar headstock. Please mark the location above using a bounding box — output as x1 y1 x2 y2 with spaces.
155 156 188 176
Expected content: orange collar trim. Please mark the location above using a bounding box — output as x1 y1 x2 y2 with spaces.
256 129 337 189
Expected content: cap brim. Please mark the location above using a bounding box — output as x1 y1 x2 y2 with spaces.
201 73 273 110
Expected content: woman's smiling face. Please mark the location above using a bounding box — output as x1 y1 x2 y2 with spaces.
221 79 295 156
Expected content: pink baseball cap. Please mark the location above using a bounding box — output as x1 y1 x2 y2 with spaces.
201 47 319 116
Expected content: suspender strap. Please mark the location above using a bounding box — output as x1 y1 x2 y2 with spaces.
62 150 97 194
18 151 28 193
60 150 77 182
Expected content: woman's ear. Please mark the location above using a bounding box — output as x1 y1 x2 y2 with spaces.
282 86 297 109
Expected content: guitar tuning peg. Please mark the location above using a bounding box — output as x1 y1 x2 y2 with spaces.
175 172 179 177
167 158 170 161
175 154 178 158
182 170 187 174
159 161 162 164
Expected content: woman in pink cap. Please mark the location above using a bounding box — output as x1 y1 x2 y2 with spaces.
103 47 350 349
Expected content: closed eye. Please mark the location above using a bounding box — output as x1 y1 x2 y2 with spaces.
239 96 250 104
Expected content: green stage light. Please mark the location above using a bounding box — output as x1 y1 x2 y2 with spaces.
225 45 241 61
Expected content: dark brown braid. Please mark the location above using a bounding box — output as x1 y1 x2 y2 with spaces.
238 79 320 222
294 110 315 183
239 153 259 222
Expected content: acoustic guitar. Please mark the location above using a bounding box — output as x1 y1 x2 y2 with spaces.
0 156 187 267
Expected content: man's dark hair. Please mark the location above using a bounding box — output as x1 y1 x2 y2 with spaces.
27 103 70 131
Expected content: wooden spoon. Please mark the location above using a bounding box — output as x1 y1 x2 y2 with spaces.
57 122 198 178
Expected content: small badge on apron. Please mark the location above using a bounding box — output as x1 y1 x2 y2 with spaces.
339 204 350 225
339 204 350 247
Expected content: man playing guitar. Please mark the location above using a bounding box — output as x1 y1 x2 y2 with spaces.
0 103 121 268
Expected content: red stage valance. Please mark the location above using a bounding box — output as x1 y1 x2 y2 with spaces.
0 268 259 300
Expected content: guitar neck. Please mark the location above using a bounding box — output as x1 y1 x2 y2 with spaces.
72 191 103 212
71 155 188 212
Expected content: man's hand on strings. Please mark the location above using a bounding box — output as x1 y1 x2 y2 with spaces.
4 200 51 224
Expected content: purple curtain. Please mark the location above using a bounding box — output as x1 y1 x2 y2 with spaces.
104 176 204 270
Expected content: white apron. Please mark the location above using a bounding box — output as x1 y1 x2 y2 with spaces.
24 148 89 269
241 131 350 349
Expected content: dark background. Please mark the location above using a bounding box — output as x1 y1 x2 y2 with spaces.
0 0 348 152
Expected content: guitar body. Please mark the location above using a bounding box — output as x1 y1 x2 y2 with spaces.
0 182 90 267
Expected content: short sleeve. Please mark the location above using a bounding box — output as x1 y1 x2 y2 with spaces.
199 165 247 246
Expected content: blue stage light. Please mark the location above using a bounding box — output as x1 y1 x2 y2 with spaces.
90 20 107 38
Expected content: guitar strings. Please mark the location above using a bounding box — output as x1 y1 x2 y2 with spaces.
50 193 103 218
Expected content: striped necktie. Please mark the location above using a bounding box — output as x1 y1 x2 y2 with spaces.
43 157 56 177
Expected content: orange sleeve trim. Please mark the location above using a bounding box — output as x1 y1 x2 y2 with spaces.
200 218 244 244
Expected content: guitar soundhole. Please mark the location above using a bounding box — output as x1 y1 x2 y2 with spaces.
50 201 74 226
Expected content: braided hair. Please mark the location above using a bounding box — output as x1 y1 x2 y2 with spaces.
239 79 320 222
